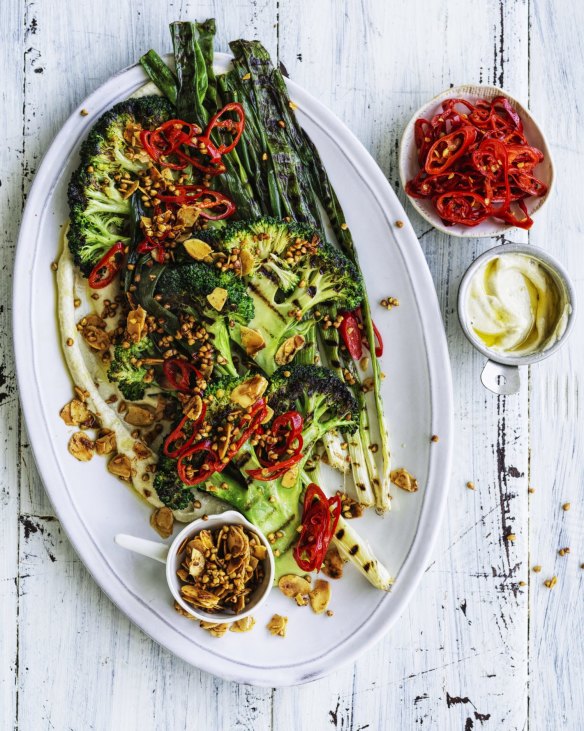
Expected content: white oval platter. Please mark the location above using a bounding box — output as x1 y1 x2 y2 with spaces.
13 54 453 687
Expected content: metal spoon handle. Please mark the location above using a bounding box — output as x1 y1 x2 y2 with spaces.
481 360 521 395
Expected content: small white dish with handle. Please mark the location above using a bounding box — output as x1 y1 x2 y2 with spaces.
115 510 275 624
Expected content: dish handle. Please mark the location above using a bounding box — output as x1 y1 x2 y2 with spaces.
480 360 521 395
114 533 169 564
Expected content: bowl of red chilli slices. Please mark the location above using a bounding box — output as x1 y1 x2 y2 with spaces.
399 84 554 237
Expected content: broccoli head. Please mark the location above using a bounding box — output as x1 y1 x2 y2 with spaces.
220 217 316 292
107 336 156 401
68 96 173 274
154 455 195 510
157 261 254 324
269 364 358 437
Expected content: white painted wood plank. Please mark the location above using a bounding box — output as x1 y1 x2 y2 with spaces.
0 2 25 729
12 1 276 729
276 1 529 728
528 2 584 729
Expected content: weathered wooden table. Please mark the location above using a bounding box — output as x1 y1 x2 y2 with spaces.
2 0 582 728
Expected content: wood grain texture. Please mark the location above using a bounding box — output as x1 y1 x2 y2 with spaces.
528 2 584 730
1 0 581 728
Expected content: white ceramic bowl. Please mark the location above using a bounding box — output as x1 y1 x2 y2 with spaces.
116 510 275 624
399 84 555 237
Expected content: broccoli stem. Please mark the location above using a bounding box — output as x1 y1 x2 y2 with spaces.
139 50 178 105
299 468 392 591
317 307 377 507
222 39 393 510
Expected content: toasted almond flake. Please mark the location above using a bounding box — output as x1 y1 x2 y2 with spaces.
267 614 288 637
230 616 256 633
280 464 299 488
322 545 344 580
107 453 132 481
230 374 268 408
275 334 305 365
239 326 266 355
184 238 213 261
239 248 255 276
126 305 147 343
390 467 418 493
95 429 116 456
68 432 94 461
309 579 331 614
124 403 156 426
206 287 228 312
278 574 311 598
150 506 174 539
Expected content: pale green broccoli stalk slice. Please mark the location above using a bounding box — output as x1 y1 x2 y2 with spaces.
299 466 393 591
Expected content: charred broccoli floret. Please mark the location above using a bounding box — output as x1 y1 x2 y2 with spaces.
107 336 156 401
68 96 173 274
268 364 359 437
217 219 364 374
154 455 195 510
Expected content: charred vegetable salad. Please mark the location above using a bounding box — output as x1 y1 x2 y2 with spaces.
57 20 394 595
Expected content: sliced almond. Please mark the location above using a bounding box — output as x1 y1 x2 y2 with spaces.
309 579 331 614
150 506 174 539
126 305 147 344
124 403 155 426
240 248 255 276
199 620 230 637
107 453 132 481
80 325 110 352
278 574 311 598
68 432 94 461
95 429 117 456
322 545 344 580
275 334 306 366
173 601 196 620
60 402 75 426
187 547 206 578
176 205 200 229
280 464 299 488
206 287 228 312
183 394 203 421
239 326 266 356
120 179 139 200
132 440 151 460
267 614 288 637
390 467 419 493
230 616 256 633
184 238 213 260
230 374 268 408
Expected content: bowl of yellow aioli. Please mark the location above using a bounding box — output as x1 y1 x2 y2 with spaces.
458 243 576 394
